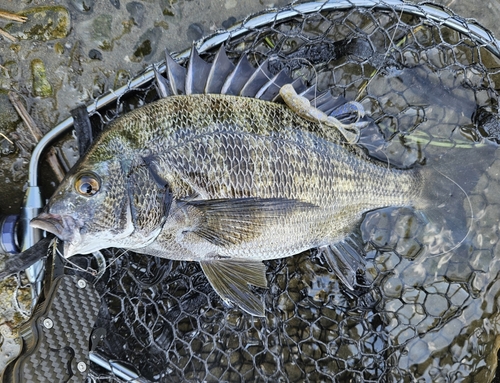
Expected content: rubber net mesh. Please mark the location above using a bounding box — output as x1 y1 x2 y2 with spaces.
64 2 500 382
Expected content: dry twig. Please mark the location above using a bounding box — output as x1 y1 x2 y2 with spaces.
0 132 13 144
0 10 27 23
8 91 66 179
46 148 65 182
8 92 43 141
0 9 27 42
0 28 16 42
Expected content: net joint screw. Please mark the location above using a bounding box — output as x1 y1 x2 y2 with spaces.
43 318 53 329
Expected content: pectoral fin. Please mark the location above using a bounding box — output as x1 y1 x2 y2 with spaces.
187 197 317 247
200 258 268 316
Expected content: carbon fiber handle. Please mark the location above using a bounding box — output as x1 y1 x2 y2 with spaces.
2 274 100 383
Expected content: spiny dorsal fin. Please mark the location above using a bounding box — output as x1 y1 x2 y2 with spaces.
200 258 267 316
239 59 273 97
205 45 235 94
186 45 211 95
299 83 318 99
154 64 172 98
272 77 307 103
160 46 350 117
165 49 186 95
255 70 295 101
220 55 255 95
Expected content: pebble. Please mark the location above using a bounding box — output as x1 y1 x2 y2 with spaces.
30 59 53 98
89 49 103 60
222 16 236 29
187 23 204 42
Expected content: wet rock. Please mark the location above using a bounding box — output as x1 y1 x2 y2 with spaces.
89 49 103 60
187 23 204 41
5 6 70 41
0 323 21 376
30 59 53 98
126 2 146 27
130 27 162 63
69 0 95 13
92 14 113 51
0 61 19 86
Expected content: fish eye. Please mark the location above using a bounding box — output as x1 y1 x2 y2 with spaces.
74 173 101 196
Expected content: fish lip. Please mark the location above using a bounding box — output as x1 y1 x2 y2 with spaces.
30 213 81 245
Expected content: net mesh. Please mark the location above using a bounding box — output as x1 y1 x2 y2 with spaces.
48 1 500 382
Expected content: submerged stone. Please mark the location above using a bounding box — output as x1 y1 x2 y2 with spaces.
89 49 103 60
5 6 70 41
30 59 53 98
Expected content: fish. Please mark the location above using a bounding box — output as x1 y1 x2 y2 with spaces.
31 46 452 316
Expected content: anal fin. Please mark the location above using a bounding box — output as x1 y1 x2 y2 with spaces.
200 258 267 316
319 237 366 290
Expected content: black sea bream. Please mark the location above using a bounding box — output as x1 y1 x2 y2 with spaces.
32 46 436 316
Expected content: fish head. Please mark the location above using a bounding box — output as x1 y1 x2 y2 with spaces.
31 159 134 257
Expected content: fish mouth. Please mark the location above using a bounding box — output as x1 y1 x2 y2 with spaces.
30 213 81 244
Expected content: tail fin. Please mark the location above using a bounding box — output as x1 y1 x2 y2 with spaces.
415 142 497 256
